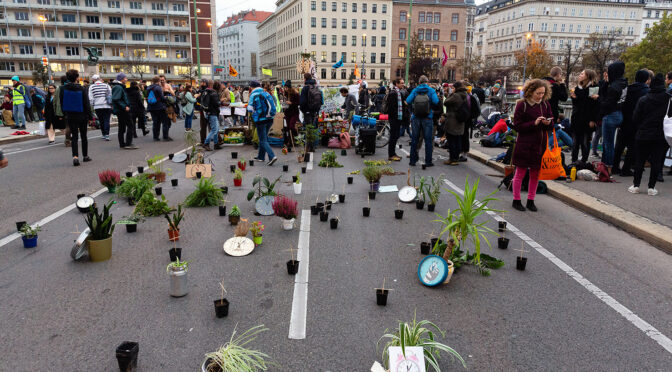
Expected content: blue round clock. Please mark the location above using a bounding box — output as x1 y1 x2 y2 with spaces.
255 195 275 216
417 255 449 287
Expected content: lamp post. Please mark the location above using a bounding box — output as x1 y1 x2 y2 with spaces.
362 33 366 80
207 21 214 81
521 33 532 85
38 15 53 85
193 4 202 79
404 0 414 83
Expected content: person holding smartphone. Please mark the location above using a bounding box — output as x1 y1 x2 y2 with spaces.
511 79 554 212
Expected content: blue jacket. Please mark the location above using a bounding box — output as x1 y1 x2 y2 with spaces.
406 84 439 119
146 84 165 111
247 87 276 123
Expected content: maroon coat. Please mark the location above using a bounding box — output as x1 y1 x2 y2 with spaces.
512 100 553 169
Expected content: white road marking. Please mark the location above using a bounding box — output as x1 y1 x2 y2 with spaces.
306 152 314 171
441 176 672 355
289 209 311 340
0 148 188 248
4 131 119 155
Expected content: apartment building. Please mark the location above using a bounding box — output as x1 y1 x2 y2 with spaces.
391 0 473 82
274 0 393 86
257 12 278 82
473 0 643 79
0 0 216 85
218 10 271 84
640 0 672 40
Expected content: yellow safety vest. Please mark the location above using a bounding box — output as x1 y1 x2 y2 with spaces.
12 85 26 105
229 91 235 103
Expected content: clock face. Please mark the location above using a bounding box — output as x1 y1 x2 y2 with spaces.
396 360 421 372
398 186 417 203
76 196 94 209
418 255 449 286
255 196 275 216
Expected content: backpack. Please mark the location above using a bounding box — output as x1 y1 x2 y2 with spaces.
306 85 322 112
469 94 481 120
147 89 157 105
20 85 32 109
413 92 430 118
455 95 470 123
62 89 83 113
592 161 614 182
381 91 391 114
255 91 277 120
479 132 501 147
178 92 188 106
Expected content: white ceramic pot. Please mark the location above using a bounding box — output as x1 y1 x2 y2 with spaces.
443 260 455 284
281 218 295 230
293 182 302 195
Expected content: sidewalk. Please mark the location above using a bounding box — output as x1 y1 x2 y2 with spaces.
469 140 672 253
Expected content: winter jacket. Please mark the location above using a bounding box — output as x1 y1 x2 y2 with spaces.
443 88 468 136
110 81 130 115
299 79 323 113
88 81 112 110
203 88 221 116
632 84 672 141
59 82 92 120
373 93 386 113
126 85 145 114
406 84 440 120
182 91 197 116
11 84 27 106
621 81 649 132
385 88 409 122
358 89 370 111
341 93 358 118
542 77 568 122
511 99 553 169
570 84 600 134
146 84 166 111
284 90 300 120
248 87 276 123
472 86 486 105
599 61 627 118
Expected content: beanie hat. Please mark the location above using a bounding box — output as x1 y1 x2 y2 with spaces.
116 73 127 81
11 76 19 82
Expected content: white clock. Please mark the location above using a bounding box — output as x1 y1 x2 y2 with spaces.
397 359 421 372
388 346 426 372
398 186 418 203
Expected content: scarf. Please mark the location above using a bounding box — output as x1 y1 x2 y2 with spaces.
394 86 402 121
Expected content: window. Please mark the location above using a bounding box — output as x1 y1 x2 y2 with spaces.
426 13 433 24
449 46 456 59
425 29 432 40
108 0 120 8
418 28 424 40
173 4 185 11
431 46 438 58
311 1 316 11
311 17 316 27
152 19 165 27
370 70 375 80
586 25 590 33
65 46 79 56
362 35 366 46
109 16 121 24
432 30 439 41
342 35 347 46
129 1 142 9
452 13 459 24
561 24 565 32
398 44 406 57
86 15 99 23
133 49 146 58
154 49 167 58
17 28 31 37
62 14 76 22
85 0 98 6
569 24 573 33
321 34 326 45
321 1 326 11
332 2 336 11
14 0 27 3
399 28 406 40
551 39 556 49
311 34 316 45
342 2 346 12
151 2 163 10
435 13 441 23
321 18 327 28
131 18 143 25
371 53 376 63
352 3 357 12
419 11 425 23
382 4 387 13
153 34 166 42
332 18 336 28
320 68 326 79
372 20 377 30
528 23 534 31
18 45 33 55
132 33 144 41
175 50 187 58
15 12 29 21
342 19 346 29
64 30 78 39
331 35 336 45
400 11 407 23
110 47 124 57
43 46 57 55
351 52 356 62
362 3 367 12
88 31 101 39
380 53 386 63
381 37 386 47
331 51 337 62
559 39 564 48
352 35 356 46
382 20 386 30
109 32 122 40
362 20 367 29
371 36 376 46
341 51 346 62
341 69 347 79
174 35 187 42
352 19 357 29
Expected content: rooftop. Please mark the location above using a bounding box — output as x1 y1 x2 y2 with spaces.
219 10 273 29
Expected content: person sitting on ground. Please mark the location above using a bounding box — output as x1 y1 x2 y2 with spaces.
487 114 510 136
1 96 14 127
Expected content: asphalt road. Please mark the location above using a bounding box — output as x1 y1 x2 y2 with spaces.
0 131 671 371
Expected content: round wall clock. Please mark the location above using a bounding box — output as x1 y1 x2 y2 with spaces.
255 195 275 216
76 196 95 213
171 153 187 163
417 255 449 287
223 237 255 257
398 186 417 203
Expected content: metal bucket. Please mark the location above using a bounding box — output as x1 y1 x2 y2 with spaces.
168 269 188 297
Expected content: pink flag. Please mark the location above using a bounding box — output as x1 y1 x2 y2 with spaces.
441 46 448 66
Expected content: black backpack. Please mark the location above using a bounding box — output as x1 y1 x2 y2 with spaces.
413 92 430 118
306 85 322 112
469 94 481 120
381 91 391 114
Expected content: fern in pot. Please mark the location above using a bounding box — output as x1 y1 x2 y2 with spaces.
85 200 115 262
272 195 298 231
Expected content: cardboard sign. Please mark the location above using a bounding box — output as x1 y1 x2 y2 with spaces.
220 107 232 116
234 107 247 116
185 163 212 179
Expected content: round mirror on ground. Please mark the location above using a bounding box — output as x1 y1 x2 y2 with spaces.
223 237 255 257
76 196 95 213
171 153 187 163
70 228 91 261
398 186 417 203
417 255 449 287
255 195 275 216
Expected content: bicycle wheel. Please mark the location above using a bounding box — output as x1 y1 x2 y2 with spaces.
375 123 389 148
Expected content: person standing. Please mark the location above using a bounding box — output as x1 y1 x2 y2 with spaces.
146 76 172 141
543 67 569 124
31 89 45 121
53 75 71 147
358 82 370 114
248 80 278 165
340 87 358 121
299 73 323 127
283 84 300 151
10 76 27 129
386 78 407 161
201 80 222 151
44 84 65 144
510 79 554 212
442 81 469 165
181 84 198 132
598 61 627 175
614 69 650 176
111 73 136 149
59 69 92 166
406 76 439 167
88 75 113 141
127 81 149 137
570 69 599 164
196 80 209 144
472 82 486 105
628 73 671 196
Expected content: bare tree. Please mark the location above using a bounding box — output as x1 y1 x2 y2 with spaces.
179 59 198 85
562 43 584 83
582 31 626 77
123 51 149 81
32 65 49 88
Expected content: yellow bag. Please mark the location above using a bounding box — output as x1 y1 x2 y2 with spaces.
539 130 567 180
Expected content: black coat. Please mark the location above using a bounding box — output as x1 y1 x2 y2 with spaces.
543 77 568 122
44 93 65 130
472 86 486 105
570 85 599 134
385 88 409 122
621 82 649 131
599 61 627 118
126 86 145 114
632 86 672 141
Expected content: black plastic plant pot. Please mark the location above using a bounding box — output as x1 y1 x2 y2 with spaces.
316 202 324 210
155 187 162 196
311 205 319 215
376 289 389 306
214 299 229 318
394 209 404 220
420 242 430 255
430 238 443 248
498 237 509 249
330 218 338 229
368 191 376 200
292 176 298 183
347 176 353 184
169 248 182 262
171 179 178 187
77 193 85 200
126 224 137 233
287 260 300 275
517 256 527 271
427 204 436 212
231 152 238 159
125 171 133 177
499 221 507 232
283 165 289 172
325 201 332 210
363 207 371 217
221 186 228 194
137 166 144 173
230 165 236 173
338 194 345 203
219 206 227 216
128 197 135 206
416 200 425 210
301 167 307 174
196 172 202 179
305 153 311 162
249 160 254 166
168 153 174 160
341 149 347 156
422 164 427 170
320 211 329 222
115 341 139 372
15 221 26 232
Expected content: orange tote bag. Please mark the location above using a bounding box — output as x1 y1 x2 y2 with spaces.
539 130 567 180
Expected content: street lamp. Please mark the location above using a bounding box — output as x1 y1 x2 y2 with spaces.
522 33 532 85
193 4 202 79
207 21 214 81
38 15 53 85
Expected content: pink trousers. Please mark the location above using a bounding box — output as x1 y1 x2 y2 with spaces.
512 167 540 201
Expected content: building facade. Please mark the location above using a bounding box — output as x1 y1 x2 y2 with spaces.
0 0 216 85
640 0 672 40
218 10 271 84
257 12 278 82
274 0 393 86
391 0 472 83
473 0 644 80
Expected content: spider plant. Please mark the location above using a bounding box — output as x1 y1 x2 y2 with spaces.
414 175 429 202
427 174 445 206
378 312 466 371
202 324 276 372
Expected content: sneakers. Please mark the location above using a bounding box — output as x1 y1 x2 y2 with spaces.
124 145 139 150
628 185 640 194
267 157 278 166
389 155 401 161
103 135 110 141
83 156 91 162
648 188 658 196
458 155 468 162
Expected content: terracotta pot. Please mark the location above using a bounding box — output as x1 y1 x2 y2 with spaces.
154 172 166 183
168 228 180 242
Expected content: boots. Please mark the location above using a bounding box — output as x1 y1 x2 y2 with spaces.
512 200 526 211
526 200 538 212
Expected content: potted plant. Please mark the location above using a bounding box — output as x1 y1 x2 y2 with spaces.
272 195 298 230
117 174 155 202
237 156 246 171
184 178 224 207
201 325 275 372
427 175 445 212
294 171 302 195
362 165 383 192
246 176 280 201
116 213 144 233
164 204 184 242
135 192 173 217
414 175 427 210
166 257 189 297
286 245 299 275
85 200 115 262
147 154 171 183
228 205 241 225
234 220 250 237
317 150 343 168
98 169 121 193
20 224 41 248
233 168 243 187
213 280 229 318
250 221 264 246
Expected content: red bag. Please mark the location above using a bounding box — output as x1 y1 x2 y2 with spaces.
339 132 351 149
328 137 341 148
378 114 389 120
592 161 614 182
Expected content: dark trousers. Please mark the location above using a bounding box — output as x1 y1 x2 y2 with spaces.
131 111 145 134
303 112 318 127
67 114 88 158
25 107 35 122
95 108 112 136
149 109 170 139
199 112 208 144
388 118 402 158
633 139 667 189
572 130 592 163
447 133 462 161
117 110 134 147
614 127 635 171
461 121 471 153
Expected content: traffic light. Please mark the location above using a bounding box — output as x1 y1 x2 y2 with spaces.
42 56 49 67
